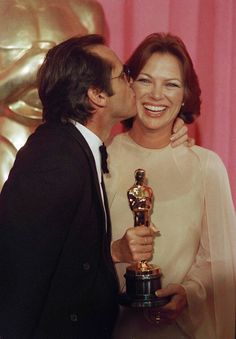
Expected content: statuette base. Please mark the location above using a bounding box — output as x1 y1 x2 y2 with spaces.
119 263 170 308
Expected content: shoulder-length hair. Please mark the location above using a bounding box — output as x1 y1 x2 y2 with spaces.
123 32 201 129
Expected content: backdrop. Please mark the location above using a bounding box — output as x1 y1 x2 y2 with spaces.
98 0 236 207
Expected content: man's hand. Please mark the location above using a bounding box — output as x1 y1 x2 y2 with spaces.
144 284 187 325
170 117 195 148
111 224 158 264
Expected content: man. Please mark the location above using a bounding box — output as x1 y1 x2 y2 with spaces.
0 34 157 338
0 0 107 189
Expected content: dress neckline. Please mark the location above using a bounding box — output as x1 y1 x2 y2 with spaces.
125 132 172 153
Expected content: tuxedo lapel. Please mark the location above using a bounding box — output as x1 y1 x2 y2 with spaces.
63 122 104 213
101 175 111 241
65 123 110 228
100 174 118 280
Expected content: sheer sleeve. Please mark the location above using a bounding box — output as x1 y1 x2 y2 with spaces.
179 150 236 339
204 151 236 338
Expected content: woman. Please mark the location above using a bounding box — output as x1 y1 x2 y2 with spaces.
106 33 236 338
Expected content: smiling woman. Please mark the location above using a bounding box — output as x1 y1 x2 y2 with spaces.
106 33 236 339
131 52 185 147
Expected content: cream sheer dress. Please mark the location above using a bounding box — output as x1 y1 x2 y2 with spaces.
105 132 236 339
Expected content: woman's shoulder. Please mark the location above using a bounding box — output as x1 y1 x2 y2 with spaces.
107 132 129 154
191 145 225 165
190 145 228 179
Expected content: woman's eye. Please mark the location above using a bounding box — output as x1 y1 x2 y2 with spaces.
136 78 151 84
166 82 180 88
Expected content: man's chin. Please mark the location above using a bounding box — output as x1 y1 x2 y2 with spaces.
121 112 137 121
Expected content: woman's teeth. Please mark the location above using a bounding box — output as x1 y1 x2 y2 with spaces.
144 105 166 114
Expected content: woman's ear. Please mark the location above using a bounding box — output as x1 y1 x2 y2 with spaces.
87 87 107 108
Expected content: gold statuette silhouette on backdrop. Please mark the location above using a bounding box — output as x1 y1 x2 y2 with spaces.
0 0 107 189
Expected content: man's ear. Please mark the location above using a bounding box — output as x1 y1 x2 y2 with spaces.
87 87 107 108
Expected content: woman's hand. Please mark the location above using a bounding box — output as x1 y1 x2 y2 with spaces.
144 283 187 325
111 224 159 264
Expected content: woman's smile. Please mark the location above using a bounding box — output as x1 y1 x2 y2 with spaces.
143 104 167 116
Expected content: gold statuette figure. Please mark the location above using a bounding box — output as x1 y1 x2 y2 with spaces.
119 169 169 308
127 168 153 227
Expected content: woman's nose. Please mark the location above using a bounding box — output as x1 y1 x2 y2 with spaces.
128 77 134 86
151 84 163 98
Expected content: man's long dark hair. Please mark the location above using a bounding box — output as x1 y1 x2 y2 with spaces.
37 34 113 125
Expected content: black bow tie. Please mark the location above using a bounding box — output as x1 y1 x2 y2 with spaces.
99 143 109 174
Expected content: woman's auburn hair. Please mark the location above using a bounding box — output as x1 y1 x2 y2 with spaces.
123 32 201 130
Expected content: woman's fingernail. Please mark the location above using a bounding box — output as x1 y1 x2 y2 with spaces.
150 225 159 233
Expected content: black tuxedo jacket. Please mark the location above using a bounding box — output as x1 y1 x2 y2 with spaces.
0 122 119 339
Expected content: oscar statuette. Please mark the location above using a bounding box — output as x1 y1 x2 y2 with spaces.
119 169 169 308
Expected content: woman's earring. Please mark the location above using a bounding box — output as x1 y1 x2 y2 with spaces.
181 102 185 106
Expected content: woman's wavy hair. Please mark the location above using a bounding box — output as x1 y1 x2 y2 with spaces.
123 32 201 129
37 34 113 125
